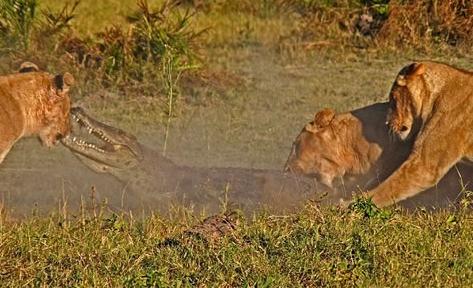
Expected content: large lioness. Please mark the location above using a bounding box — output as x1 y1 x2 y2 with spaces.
364 61 473 207
284 102 473 207
0 67 74 163
284 103 412 191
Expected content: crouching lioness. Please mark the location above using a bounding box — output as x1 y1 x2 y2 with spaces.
0 65 74 163
285 103 473 207
285 103 412 190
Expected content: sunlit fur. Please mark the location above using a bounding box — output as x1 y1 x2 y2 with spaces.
367 61 473 207
284 104 412 189
0 69 73 163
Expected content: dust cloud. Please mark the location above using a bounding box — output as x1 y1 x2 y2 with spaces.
1 51 471 219
0 137 321 218
0 135 470 220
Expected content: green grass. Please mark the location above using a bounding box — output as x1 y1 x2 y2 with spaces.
1 204 472 287
39 0 136 36
1 1 473 286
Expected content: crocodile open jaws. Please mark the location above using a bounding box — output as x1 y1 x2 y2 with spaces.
61 107 326 215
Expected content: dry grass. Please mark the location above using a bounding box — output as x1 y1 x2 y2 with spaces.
377 0 473 51
1 2 473 286
1 201 473 287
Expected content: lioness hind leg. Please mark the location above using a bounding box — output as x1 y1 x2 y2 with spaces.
0 144 13 164
0 132 17 165
0 128 19 164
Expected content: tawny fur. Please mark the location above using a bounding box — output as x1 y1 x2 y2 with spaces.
367 61 473 207
284 103 412 189
285 103 472 208
0 71 73 163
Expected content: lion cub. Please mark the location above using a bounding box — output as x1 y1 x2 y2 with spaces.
0 64 74 163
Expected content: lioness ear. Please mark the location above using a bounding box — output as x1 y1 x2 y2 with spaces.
53 72 75 93
50 73 74 102
397 62 425 86
313 108 336 128
411 63 425 76
305 123 318 134
63 72 75 87
18 61 39 73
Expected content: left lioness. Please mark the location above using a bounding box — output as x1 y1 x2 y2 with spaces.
0 63 74 163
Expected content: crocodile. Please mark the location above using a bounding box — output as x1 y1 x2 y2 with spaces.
60 107 328 215
61 107 473 213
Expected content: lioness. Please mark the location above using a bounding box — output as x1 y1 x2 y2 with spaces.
285 103 412 191
285 102 473 207
365 61 473 207
0 68 74 163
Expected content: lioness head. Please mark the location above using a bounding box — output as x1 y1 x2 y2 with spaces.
284 108 345 188
386 62 427 140
39 73 75 147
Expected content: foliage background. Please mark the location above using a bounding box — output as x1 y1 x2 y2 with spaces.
0 1 473 286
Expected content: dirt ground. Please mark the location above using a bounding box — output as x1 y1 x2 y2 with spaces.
1 48 473 218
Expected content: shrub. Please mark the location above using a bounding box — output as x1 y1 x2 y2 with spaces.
0 0 78 53
0 0 38 51
61 0 202 92
377 0 473 50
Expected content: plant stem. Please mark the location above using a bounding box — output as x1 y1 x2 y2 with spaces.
162 53 181 156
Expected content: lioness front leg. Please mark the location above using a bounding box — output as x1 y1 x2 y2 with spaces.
367 155 462 207
366 128 467 207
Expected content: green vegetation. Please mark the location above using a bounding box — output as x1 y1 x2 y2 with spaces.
0 0 38 51
1 1 473 286
0 0 77 52
1 0 471 97
1 202 473 286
